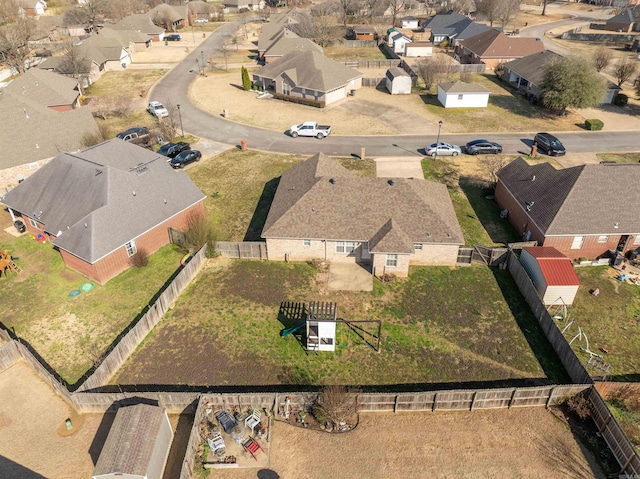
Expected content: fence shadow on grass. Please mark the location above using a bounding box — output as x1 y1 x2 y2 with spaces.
244 177 280 242
490 268 571 384
70 260 189 391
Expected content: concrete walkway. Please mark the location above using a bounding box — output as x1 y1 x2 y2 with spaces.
328 262 373 292
375 157 424 178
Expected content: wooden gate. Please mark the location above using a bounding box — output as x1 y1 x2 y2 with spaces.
472 245 508 266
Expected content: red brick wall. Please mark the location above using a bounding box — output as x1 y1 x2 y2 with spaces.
495 181 545 243
48 104 74 112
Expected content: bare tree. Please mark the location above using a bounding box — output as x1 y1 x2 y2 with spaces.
592 46 612 73
216 39 233 71
82 0 110 32
294 3 339 48
108 0 146 21
57 41 90 93
112 95 133 117
312 386 360 427
337 0 353 27
416 55 454 93
388 0 406 28
0 0 20 27
613 55 638 87
497 0 520 28
80 129 105 148
541 0 548 16
153 10 176 31
362 0 384 22
89 96 114 120
0 17 36 73
479 156 508 188
476 0 501 27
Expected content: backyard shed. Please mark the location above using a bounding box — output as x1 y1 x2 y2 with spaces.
390 32 411 53
520 246 580 306
437 81 490 108
386 67 412 95
402 16 420 29
93 404 173 479
404 41 433 57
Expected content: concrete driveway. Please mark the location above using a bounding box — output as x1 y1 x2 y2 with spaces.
328 262 373 292
375 157 424 178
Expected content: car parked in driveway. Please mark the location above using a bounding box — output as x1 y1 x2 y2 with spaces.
170 150 201 168
534 132 566 156
157 141 190 158
465 139 502 155
147 101 169 118
425 142 461 157
165 34 181 41
116 127 153 147
195 18 208 23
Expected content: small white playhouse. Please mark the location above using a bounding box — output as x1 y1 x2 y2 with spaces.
306 301 337 352
520 246 581 306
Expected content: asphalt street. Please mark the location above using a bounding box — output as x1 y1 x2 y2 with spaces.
152 11 640 158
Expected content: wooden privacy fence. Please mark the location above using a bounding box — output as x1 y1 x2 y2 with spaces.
341 59 401 69
456 245 508 266
77 246 208 392
595 381 640 399
361 77 386 88
216 241 267 259
180 395 208 479
507 251 593 384
342 39 379 47
71 391 200 413
589 387 640 477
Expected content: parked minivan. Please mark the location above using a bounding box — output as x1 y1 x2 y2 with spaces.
116 127 153 147
534 132 566 156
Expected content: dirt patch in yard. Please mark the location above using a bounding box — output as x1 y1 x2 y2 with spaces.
212 408 604 479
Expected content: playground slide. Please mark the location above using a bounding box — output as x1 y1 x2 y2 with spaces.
280 323 304 337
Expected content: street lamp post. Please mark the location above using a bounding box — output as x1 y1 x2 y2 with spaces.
434 120 443 161
201 50 205 75
177 104 184 138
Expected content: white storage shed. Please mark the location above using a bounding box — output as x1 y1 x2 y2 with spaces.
437 81 490 108
404 41 433 57
402 16 420 29
520 246 581 306
390 32 411 53
386 67 412 95
93 404 173 479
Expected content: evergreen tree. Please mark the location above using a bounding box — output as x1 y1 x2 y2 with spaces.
241 66 251 91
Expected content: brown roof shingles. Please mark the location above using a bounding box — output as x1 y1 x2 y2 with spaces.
461 29 544 59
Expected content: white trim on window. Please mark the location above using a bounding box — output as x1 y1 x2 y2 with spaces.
571 236 585 250
336 241 356 254
413 243 422 250
28 218 39 229
303 239 311 247
125 240 137 257
634 235 640 246
386 254 398 267
597 235 609 243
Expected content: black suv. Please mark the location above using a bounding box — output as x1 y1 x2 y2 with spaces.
116 127 152 147
165 34 181 41
534 132 566 156
157 141 190 158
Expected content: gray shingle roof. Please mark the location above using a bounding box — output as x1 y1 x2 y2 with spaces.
1 139 206 263
502 50 562 88
440 80 490 93
262 154 464 246
423 12 489 40
254 50 361 93
607 5 640 24
0 89 99 169
263 36 322 57
93 404 169 477
4 68 79 107
112 14 165 35
497 157 640 235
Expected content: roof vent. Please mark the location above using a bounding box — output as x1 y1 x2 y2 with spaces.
446 233 451 238
614 222 619 229
24 109 29 119
525 201 534 211
163 198 167 204
531 175 536 182
84 223 88 228
329 178 336 184
388 179 395 186
132 190 136 196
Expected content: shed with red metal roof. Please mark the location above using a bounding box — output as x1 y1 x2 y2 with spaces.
520 246 580 306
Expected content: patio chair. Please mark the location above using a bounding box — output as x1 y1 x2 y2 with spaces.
207 431 226 457
245 410 262 434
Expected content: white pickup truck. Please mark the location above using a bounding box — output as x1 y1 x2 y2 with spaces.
289 122 332 139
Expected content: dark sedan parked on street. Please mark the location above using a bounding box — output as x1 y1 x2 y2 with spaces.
157 141 190 158
465 139 503 155
170 150 201 168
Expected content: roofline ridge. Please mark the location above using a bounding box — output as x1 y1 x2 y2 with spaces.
545 164 585 233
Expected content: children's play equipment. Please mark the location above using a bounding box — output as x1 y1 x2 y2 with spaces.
0 251 21 278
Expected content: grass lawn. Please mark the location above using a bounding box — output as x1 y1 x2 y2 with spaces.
605 399 640 453
567 267 640 380
0 233 184 386
112 260 567 387
421 159 519 246
324 46 388 61
596 153 640 164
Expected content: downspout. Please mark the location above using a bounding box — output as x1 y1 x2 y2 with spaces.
7 208 16 222
324 239 327 261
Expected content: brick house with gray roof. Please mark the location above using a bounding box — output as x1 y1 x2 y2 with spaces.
456 29 544 69
495 158 640 260
252 50 362 106
262 154 464 276
604 5 640 32
1 139 206 283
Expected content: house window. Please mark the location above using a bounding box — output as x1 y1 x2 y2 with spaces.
314 90 319 100
457 94 463 100
362 242 369 253
336 241 356 254
598 235 609 243
125 240 137 257
283 81 290 95
634 235 640 245
414 243 423 250
28 218 39 229
303 239 311 247
386 254 398 267
301 88 306 98
571 236 585 250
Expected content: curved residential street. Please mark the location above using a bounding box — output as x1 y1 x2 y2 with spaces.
152 9 639 158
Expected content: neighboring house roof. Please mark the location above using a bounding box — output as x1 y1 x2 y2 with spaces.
4 68 79 107
390 32 411 42
503 50 561 87
93 404 168 477
497 157 640 235
1 139 206 263
406 41 433 47
264 35 322 57
0 88 99 169
188 1 211 14
460 29 544 58
18 0 45 9
95 26 151 45
422 12 489 40
403 16 418 21
523 247 580 286
258 24 298 53
262 154 464 247
149 3 186 24
352 24 376 34
254 50 361 93
606 5 640 24
112 14 165 36
439 80 490 93
270 7 308 25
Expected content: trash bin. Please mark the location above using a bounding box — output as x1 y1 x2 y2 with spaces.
351 89 356 96
609 249 624 266
13 220 25 233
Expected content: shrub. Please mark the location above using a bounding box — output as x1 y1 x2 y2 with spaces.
130 249 149 268
567 392 591 420
312 385 360 426
613 93 628 106
183 212 219 258
273 93 325 108
241 66 251 91
585 119 604 131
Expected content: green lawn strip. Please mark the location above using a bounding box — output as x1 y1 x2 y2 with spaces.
569 267 640 379
0 238 183 384
187 150 306 241
605 399 640 453
596 153 640 164
114 261 561 386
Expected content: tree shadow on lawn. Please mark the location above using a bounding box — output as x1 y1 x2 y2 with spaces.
458 175 520 245
490 268 571 384
244 176 280 241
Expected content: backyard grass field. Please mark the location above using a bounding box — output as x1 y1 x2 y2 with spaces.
112 260 568 387
0 232 184 385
